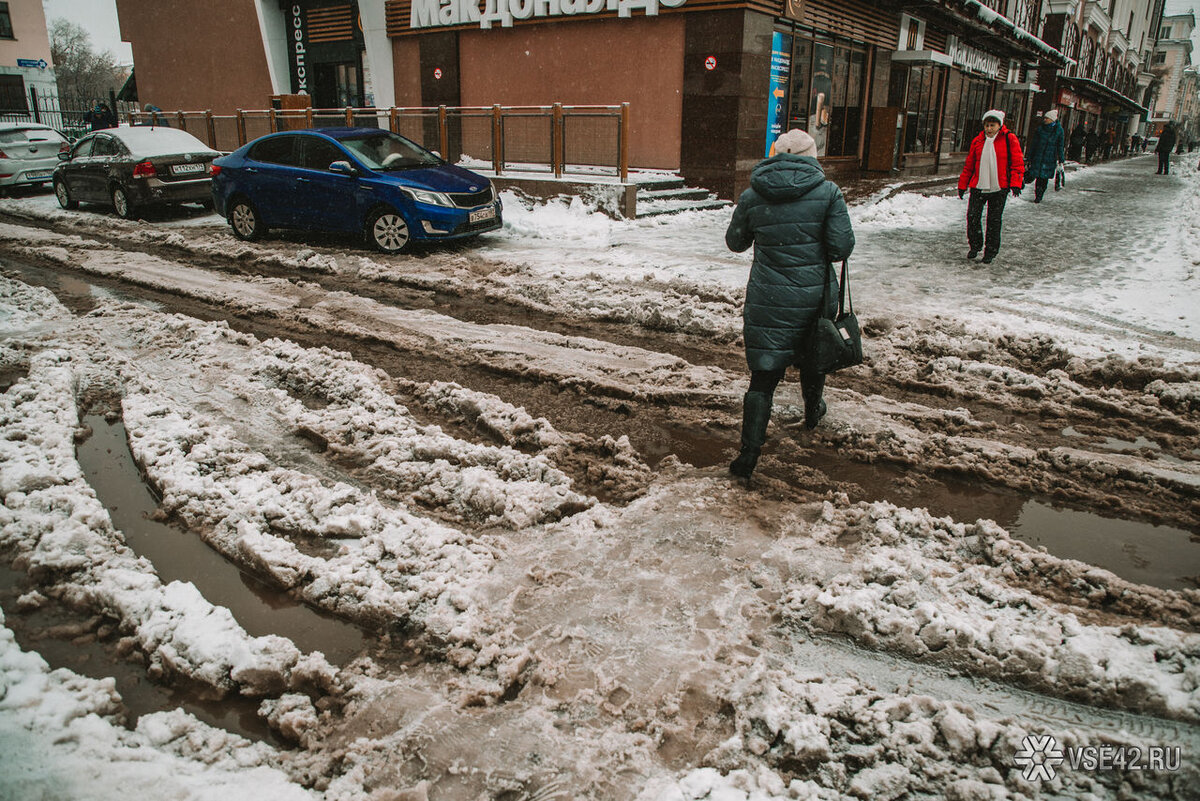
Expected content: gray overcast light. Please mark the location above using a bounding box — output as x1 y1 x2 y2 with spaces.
41 0 134 65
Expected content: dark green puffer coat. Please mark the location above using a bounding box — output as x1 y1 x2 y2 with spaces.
725 153 855 372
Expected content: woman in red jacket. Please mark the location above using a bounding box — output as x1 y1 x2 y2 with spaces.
957 109 1025 264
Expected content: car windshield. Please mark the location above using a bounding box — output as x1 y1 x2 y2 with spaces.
339 132 442 171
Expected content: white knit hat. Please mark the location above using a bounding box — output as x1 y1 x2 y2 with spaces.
773 129 818 157
982 109 1005 124
1043 109 1059 123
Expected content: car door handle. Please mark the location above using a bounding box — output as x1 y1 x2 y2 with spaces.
245 167 258 173
297 177 312 183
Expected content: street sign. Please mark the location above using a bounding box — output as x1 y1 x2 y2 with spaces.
16 58 48 69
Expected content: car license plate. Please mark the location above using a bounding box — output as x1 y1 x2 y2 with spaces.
24 171 51 181
172 163 206 175
469 206 495 224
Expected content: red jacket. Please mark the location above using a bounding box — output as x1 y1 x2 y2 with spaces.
958 126 1025 191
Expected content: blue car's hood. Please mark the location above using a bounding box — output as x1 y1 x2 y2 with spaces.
377 163 490 193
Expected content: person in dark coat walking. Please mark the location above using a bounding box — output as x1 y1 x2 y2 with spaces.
958 109 1025 264
1084 127 1099 164
1068 122 1086 162
83 100 115 131
724 129 855 480
1157 123 1177 175
1024 109 1064 203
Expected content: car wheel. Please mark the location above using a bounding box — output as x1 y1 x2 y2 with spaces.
112 185 137 219
365 207 412 253
228 198 266 241
54 179 78 210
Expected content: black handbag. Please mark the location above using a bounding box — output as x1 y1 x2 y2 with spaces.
803 259 863 374
1054 163 1065 191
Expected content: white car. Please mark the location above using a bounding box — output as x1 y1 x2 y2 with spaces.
0 122 69 192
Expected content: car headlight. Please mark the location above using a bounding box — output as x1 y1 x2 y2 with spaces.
401 187 454 207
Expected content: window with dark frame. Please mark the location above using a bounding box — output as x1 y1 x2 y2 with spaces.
890 63 945 155
950 76 994 152
0 2 13 39
782 27 867 159
0 74 26 111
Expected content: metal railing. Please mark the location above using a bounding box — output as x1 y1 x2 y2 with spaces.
2 91 138 141
124 103 631 182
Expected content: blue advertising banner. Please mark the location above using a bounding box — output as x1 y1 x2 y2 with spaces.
766 31 792 157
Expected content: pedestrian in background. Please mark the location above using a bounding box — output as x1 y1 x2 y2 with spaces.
1102 128 1115 160
1068 121 1086 162
83 100 115 131
1084 127 1099 164
1024 109 1064 203
1156 123 1177 175
724 128 855 481
1131 133 1142 153
144 104 171 127
957 109 1025 264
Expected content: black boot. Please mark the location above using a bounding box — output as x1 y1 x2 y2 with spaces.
730 391 772 479
802 373 827 429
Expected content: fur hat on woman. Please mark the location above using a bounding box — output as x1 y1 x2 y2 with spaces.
1043 109 1059 123
982 109 1005 125
773 129 818 157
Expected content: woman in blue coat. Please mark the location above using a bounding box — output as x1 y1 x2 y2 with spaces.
724 129 855 480
1024 109 1065 202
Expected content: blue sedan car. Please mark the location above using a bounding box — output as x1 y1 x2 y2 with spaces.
210 127 502 253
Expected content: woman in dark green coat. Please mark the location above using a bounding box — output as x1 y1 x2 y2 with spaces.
724 129 855 480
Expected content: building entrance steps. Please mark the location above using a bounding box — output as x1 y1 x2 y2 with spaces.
477 166 730 219
633 176 730 218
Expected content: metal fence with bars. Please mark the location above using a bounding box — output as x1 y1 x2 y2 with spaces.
119 103 630 181
0 90 138 141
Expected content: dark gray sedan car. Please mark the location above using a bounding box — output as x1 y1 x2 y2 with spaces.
53 126 220 218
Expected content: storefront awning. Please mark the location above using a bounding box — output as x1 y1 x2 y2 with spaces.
888 0 1072 68
1060 75 1148 115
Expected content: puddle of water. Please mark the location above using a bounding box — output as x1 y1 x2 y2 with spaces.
1 256 164 315
77 414 370 665
1098 435 1161 452
0 561 284 746
791 447 1198 591
800 447 1029 525
0 366 28 393
1008 501 1200 591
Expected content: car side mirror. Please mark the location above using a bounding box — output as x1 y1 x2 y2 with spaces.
329 160 358 176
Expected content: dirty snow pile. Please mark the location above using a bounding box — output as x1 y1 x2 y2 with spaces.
1 160 1199 799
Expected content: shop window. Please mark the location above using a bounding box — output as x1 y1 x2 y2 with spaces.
948 75 993 152
995 90 1026 139
784 32 866 158
889 63 944 154
0 3 13 40
0 74 25 111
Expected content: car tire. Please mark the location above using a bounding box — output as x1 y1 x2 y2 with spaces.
112 185 137 219
365 206 412 253
228 198 266 241
54 179 78 210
